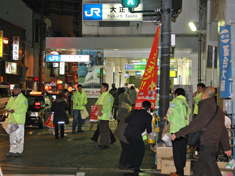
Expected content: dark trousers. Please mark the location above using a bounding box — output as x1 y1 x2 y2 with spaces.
119 141 130 165
91 123 116 143
55 123 65 138
193 143 221 176
172 136 187 176
99 120 110 146
113 106 118 120
125 135 145 169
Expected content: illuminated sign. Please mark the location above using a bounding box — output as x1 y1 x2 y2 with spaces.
83 4 143 21
170 70 177 78
5 62 17 74
46 55 89 62
0 31 2 57
59 62 65 75
13 36 19 60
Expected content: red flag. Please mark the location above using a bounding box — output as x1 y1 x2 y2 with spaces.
135 25 161 109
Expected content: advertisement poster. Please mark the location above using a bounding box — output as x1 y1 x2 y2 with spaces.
78 50 104 88
219 25 231 98
135 25 161 109
90 105 98 122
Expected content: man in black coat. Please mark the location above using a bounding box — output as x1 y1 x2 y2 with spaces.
51 93 69 139
124 101 152 173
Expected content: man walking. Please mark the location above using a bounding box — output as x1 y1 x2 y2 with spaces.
5 84 28 157
72 84 87 133
95 83 113 149
172 87 231 176
166 88 191 176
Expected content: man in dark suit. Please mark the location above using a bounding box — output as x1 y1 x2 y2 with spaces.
124 101 152 173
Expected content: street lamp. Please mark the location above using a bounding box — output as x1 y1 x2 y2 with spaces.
188 21 204 83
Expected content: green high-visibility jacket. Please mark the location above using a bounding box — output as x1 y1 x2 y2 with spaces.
95 92 113 120
73 90 87 110
6 93 28 124
193 92 202 115
168 95 191 134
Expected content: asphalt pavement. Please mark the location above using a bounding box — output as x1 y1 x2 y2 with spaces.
0 118 166 176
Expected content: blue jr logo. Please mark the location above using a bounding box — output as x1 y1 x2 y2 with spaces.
83 4 102 21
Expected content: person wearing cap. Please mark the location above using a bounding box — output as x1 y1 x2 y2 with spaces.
5 84 28 158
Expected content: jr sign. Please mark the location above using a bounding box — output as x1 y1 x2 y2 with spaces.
83 3 143 21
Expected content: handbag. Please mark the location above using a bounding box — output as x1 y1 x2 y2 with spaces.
81 106 89 119
187 105 218 147
161 121 172 147
121 102 131 110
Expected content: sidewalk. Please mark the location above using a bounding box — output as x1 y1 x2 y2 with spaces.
0 119 163 176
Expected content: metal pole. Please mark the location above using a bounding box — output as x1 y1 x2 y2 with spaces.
39 0 44 91
211 46 215 87
198 33 202 83
159 0 171 139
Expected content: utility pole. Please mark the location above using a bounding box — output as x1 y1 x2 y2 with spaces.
39 0 44 91
159 0 171 137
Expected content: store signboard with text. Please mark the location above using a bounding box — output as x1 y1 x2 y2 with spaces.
219 25 231 98
12 36 19 60
83 3 143 21
46 55 89 62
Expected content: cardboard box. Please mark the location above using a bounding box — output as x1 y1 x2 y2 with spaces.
156 147 173 158
161 158 191 176
156 158 162 170
220 169 234 176
217 162 235 176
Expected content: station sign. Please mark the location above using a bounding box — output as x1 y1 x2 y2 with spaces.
83 3 143 21
46 55 89 62
0 31 2 57
13 36 19 60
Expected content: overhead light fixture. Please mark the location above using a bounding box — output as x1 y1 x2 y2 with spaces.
132 60 141 62
188 22 197 32
114 49 119 51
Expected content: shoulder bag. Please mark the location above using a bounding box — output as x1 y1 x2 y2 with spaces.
187 105 218 148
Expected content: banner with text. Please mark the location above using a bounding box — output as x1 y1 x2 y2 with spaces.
219 25 231 98
135 25 161 109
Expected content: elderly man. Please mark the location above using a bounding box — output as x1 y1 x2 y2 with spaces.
172 87 231 176
5 84 28 158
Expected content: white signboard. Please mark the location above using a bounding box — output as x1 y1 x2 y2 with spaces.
5 62 17 74
83 88 101 98
83 3 143 21
13 36 19 60
46 55 90 62
59 62 65 75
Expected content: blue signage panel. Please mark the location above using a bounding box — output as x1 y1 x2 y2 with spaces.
83 4 103 21
46 55 61 62
124 64 133 70
219 25 231 98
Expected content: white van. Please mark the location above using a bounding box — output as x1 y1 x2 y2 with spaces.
0 84 11 121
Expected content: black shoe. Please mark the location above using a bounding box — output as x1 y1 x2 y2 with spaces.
55 136 59 139
15 153 22 158
90 138 97 142
5 152 16 157
110 140 116 144
77 130 84 133
96 144 103 148
101 145 109 149
132 168 143 173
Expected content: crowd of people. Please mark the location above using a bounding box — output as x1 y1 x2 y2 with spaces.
3 82 233 175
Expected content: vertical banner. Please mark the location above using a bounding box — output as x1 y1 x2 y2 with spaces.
219 25 231 98
135 25 161 109
13 36 19 60
59 62 65 75
0 31 3 57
